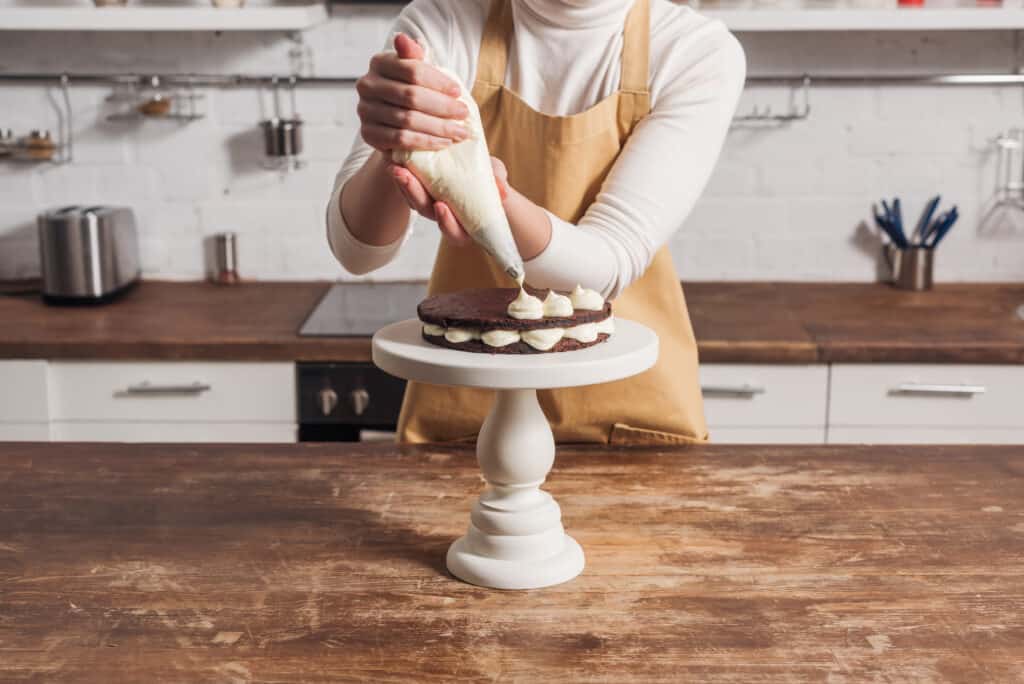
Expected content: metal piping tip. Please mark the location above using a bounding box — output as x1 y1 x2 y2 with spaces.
504 264 524 284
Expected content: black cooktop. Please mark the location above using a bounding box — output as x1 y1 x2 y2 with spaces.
299 282 428 337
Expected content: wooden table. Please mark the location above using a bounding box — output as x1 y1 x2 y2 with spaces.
2 443 1022 682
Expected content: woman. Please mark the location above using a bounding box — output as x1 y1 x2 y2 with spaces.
327 0 745 444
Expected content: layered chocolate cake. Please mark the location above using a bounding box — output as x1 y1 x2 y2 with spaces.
418 285 614 354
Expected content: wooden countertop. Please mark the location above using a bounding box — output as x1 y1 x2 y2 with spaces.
0 280 1022 363
2 443 1021 681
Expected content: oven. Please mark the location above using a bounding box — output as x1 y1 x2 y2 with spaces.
296 282 425 442
297 362 406 442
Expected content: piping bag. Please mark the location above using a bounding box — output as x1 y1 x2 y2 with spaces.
390 53 525 285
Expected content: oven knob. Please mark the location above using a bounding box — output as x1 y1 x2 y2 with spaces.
349 388 370 416
317 388 339 416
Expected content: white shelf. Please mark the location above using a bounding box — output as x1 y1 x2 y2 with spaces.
705 7 1024 31
0 3 327 32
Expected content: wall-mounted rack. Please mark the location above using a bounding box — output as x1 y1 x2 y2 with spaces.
4 70 1024 89
0 75 73 165
3 69 1024 159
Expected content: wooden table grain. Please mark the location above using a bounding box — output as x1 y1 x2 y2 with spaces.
1 443 1022 682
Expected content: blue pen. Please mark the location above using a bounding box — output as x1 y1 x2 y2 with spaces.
891 198 908 247
874 203 906 248
929 207 958 248
914 195 941 246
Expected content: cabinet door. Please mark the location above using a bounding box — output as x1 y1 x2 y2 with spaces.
828 364 1024 444
828 427 1024 445
0 360 49 423
830 364 1024 429
701 364 828 443
0 423 51 442
711 427 826 444
49 362 295 423
50 422 296 444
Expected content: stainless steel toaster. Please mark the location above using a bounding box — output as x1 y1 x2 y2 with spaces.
37 205 140 304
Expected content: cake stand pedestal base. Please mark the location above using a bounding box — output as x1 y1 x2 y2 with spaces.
372 318 658 590
447 388 584 590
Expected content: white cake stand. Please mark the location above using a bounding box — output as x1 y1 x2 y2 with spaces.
372 318 658 590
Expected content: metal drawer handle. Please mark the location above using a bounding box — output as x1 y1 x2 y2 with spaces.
889 383 986 397
120 381 212 397
701 384 766 398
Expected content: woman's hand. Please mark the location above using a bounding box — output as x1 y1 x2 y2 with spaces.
390 157 510 247
356 33 470 153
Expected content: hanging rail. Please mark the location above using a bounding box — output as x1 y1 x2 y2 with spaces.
2 71 1024 88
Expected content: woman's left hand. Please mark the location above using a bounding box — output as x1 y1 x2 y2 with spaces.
389 157 510 246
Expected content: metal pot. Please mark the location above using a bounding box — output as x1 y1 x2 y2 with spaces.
261 117 303 158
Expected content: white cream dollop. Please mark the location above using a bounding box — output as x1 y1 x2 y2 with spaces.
570 284 604 311
596 315 615 335
481 329 521 347
521 328 565 351
444 327 480 343
564 322 599 343
423 323 445 337
542 290 574 318
507 287 543 320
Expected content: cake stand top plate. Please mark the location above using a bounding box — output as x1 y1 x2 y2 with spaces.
372 318 658 390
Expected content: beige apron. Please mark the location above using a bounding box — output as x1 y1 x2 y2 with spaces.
398 0 708 445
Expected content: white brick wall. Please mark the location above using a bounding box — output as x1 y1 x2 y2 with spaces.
1 3 1023 283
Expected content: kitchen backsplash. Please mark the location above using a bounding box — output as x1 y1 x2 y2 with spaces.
1 3 1023 283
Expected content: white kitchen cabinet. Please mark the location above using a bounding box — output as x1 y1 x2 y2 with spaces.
828 427 1024 445
0 423 51 441
710 427 826 444
701 364 829 444
828 364 1024 444
40 361 296 443
0 361 50 441
49 362 295 423
50 422 295 444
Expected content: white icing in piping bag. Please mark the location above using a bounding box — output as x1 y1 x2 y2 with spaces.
391 49 524 284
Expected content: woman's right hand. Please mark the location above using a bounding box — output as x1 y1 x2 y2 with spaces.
356 33 470 153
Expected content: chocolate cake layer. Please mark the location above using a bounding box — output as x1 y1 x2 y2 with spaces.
418 287 611 331
423 332 610 354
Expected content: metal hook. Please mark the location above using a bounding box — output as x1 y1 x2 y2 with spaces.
58 73 73 164
270 75 282 120
732 75 812 125
288 75 299 121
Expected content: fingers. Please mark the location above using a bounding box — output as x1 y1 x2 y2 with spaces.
373 55 461 98
358 73 468 120
435 202 473 246
360 123 452 152
389 165 436 219
490 156 509 201
491 156 507 179
393 33 424 61
358 100 469 143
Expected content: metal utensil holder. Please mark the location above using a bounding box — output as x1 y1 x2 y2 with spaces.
884 245 934 291
261 76 303 171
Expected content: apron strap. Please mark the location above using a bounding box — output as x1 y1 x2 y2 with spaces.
620 0 650 97
474 0 514 88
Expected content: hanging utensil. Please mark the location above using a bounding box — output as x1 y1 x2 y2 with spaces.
260 76 303 168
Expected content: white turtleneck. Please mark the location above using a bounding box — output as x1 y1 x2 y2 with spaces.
327 0 745 298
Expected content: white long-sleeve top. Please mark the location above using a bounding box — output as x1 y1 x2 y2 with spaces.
327 0 745 298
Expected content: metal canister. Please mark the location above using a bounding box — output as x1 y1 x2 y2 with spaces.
885 245 934 291
212 232 239 285
261 117 303 158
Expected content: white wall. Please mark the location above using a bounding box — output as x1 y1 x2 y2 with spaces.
1 3 1023 283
